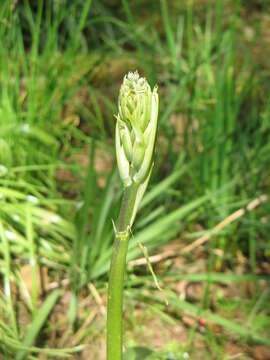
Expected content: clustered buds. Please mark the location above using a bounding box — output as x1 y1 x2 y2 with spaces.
116 71 159 187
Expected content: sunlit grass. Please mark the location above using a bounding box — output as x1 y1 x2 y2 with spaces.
0 0 269 358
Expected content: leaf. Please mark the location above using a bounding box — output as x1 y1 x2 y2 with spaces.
167 297 270 346
15 290 62 360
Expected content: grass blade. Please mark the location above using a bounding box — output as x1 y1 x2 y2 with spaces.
15 289 62 360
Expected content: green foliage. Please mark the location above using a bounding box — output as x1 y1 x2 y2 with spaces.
0 0 269 357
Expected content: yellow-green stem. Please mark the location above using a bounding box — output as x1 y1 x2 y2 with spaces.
106 183 138 360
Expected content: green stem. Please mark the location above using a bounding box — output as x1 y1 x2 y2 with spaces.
107 183 138 360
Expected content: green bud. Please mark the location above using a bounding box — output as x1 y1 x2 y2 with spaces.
115 71 159 187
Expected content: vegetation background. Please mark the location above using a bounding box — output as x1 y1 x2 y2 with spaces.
0 0 269 359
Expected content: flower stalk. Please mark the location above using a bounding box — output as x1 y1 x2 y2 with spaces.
106 71 158 360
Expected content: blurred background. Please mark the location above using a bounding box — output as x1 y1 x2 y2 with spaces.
0 0 269 359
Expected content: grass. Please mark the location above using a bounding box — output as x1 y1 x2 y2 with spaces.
0 0 269 358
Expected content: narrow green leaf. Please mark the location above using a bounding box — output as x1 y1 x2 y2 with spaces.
16 290 62 360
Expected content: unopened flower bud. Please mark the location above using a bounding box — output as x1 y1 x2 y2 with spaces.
116 71 159 187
